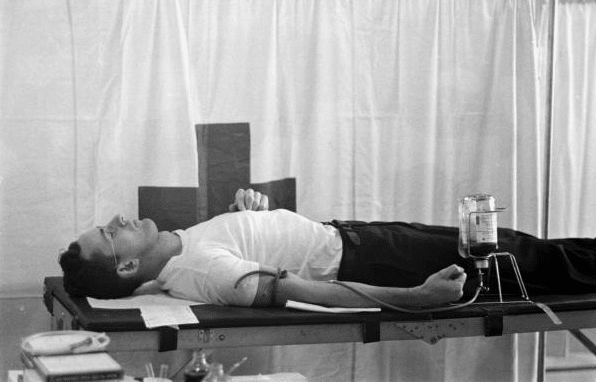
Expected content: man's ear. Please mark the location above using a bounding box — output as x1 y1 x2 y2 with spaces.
116 259 140 278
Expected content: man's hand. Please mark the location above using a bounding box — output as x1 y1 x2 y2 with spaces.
414 265 467 307
229 188 269 212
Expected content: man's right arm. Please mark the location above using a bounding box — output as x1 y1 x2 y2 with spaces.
251 264 467 309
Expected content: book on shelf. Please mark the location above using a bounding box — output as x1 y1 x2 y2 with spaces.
23 351 124 382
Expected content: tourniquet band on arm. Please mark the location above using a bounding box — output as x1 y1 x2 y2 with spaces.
235 268 288 306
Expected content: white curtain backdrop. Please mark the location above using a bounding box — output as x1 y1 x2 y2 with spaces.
2 0 594 380
545 0 596 365
549 0 596 239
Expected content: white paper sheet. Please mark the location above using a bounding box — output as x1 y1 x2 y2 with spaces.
285 300 381 313
139 305 199 329
87 293 202 309
87 294 202 329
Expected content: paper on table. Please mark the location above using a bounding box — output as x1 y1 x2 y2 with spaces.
87 293 202 309
285 300 381 313
87 293 202 329
140 305 199 329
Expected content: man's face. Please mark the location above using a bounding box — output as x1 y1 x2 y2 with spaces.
78 214 159 265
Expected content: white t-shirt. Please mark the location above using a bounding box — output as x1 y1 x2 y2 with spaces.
156 209 343 306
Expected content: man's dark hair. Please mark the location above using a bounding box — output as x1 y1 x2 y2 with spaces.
59 241 143 299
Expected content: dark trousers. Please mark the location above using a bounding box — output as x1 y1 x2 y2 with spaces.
327 220 596 295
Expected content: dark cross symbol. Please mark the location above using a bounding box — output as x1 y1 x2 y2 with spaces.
138 123 296 231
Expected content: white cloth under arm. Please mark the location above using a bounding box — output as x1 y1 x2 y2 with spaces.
156 209 343 306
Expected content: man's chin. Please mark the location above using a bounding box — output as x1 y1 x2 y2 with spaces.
140 218 158 232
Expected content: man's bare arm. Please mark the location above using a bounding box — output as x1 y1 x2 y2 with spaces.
251 264 467 308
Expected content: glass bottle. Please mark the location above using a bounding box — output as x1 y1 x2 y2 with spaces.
458 194 498 268
184 350 211 382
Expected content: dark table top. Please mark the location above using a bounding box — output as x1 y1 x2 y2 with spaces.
44 276 596 333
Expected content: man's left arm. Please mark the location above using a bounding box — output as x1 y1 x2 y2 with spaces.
250 264 467 309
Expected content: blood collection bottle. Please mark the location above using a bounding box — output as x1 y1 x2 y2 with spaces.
184 350 211 382
458 194 498 268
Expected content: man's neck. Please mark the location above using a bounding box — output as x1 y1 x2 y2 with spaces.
141 231 182 281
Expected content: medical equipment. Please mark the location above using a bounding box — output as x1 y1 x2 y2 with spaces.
146 363 155 378
329 194 534 313
21 331 110 356
20 331 124 381
184 350 211 382
227 357 248 376
160 364 170 379
143 362 172 382
234 269 288 307
458 194 499 269
458 194 529 302
202 363 228 382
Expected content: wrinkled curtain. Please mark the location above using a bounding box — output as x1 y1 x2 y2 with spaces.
545 0 596 365
189 1 547 380
191 1 547 379
549 0 596 238
0 0 199 296
2 0 584 380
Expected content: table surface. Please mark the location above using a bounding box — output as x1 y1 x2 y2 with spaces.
44 276 596 332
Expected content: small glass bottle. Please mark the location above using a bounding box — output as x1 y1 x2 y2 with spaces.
184 350 211 382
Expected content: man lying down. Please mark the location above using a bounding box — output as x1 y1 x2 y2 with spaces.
59 189 596 309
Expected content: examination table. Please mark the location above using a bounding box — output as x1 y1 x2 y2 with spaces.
43 276 596 352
